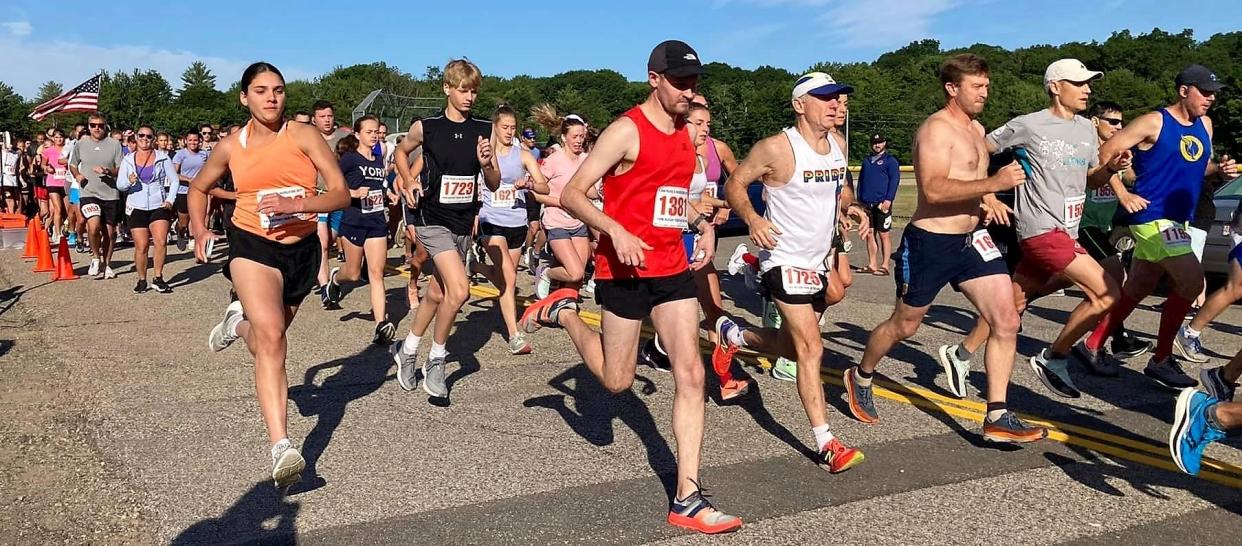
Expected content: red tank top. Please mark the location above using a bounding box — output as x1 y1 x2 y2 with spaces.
594 106 694 280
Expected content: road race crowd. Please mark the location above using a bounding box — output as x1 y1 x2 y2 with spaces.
2 40 1240 534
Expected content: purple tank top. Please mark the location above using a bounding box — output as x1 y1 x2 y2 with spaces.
704 137 723 183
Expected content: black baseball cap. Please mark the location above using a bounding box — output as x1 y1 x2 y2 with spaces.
871 133 886 144
1175 65 1225 92
648 40 704 78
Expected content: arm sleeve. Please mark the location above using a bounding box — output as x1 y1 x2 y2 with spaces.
885 158 900 202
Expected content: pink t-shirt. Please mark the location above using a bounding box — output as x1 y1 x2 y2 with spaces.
43 146 67 188
538 150 588 230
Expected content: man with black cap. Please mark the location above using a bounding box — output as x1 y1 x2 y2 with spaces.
518 40 740 535
857 132 900 274
1081 64 1237 390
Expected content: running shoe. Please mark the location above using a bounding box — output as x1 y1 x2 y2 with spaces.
1110 331 1152 360
319 285 330 309
1185 305 1201 322
464 243 478 284
391 340 419 391
843 366 879 423
89 259 100 278
1029 349 1081 398
67 232 77 247
1072 341 1120 377
1175 326 1210 364
819 437 865 473
75 240 87 254
151 277 172 294
509 332 533 355
982 411 1048 443
520 246 531 270
727 243 749 276
327 267 342 306
133 279 148 294
51 232 60 246
176 236 188 252
666 482 742 535
1200 366 1237 402
580 278 595 296
204 237 216 260
518 288 579 333
1169 388 1226 476
771 357 796 382
640 336 672 373
270 439 306 489
937 344 970 399
534 262 552 300
423 356 448 398
208 300 244 352
719 378 751 401
1144 357 1198 390
373 321 396 345
104 266 116 279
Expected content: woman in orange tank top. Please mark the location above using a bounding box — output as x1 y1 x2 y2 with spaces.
185 62 349 490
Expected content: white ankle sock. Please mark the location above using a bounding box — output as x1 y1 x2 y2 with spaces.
1185 325 1201 338
402 333 421 354
429 342 447 360
812 424 834 450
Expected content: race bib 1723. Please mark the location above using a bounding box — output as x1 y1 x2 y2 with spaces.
653 186 688 229
439 175 476 205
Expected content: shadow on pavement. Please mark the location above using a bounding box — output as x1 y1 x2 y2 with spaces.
1044 445 1242 514
170 480 299 545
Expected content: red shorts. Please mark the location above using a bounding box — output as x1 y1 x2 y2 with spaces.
1015 228 1087 283
35 186 48 200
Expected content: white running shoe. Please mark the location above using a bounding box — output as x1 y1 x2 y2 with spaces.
727 244 750 276
88 259 100 277
104 266 117 279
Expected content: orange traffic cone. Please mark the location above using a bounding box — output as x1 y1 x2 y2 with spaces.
52 237 79 281
31 227 54 273
21 218 43 260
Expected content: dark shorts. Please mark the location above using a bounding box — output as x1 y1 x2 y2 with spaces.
174 193 189 214
547 225 589 241
46 186 66 196
595 270 697 320
126 207 172 230
526 197 542 223
986 221 1022 274
1077 225 1118 262
868 203 893 233
338 220 388 247
894 224 1010 308
225 228 321 306
478 222 526 250
1015 228 1087 283
760 266 828 313
1230 243 1242 267
80 197 123 226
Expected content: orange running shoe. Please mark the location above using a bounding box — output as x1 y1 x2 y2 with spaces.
518 288 579 333
719 377 751 401
981 411 1048 444
667 485 743 534
820 437 865 473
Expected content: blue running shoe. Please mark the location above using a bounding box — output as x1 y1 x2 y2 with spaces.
1175 326 1209 364
1169 388 1226 476
1200 366 1237 402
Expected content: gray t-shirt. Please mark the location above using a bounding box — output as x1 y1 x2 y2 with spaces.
987 110 1099 240
316 128 352 192
68 136 124 200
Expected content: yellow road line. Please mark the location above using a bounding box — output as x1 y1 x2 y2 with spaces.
388 265 1242 485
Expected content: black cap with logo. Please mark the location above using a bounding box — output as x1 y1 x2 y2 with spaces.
648 40 704 78
1175 65 1225 92
871 133 886 144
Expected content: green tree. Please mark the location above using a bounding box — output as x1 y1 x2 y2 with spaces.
180 61 217 90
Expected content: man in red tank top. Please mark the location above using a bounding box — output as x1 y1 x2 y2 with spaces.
519 41 740 535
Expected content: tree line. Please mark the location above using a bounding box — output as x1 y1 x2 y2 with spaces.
1 28 1238 165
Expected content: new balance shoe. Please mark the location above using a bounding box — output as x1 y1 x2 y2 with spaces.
270 439 306 489
1175 326 1210 364
1072 342 1120 377
1200 366 1237 402
391 340 419 391
423 356 448 398
819 437 865 473
1169 388 1226 476
771 357 796 382
667 482 742 535
937 344 970 399
843 366 879 424
982 411 1048 443
1144 357 1198 390
1030 349 1081 398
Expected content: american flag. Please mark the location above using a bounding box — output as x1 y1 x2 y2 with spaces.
28 74 102 122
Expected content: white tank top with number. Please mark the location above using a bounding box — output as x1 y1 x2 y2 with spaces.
759 127 846 274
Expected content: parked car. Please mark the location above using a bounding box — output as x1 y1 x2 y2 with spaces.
1202 175 1242 277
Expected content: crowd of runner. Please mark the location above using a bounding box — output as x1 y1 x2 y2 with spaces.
3 42 1241 534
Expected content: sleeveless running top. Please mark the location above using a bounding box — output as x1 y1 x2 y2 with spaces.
705 136 723 183
758 127 847 274
413 110 493 235
689 156 709 200
1121 109 1212 225
230 121 318 241
479 143 528 228
594 106 695 280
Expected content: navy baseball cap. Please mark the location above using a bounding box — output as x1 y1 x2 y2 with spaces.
1176 65 1225 92
521 128 536 139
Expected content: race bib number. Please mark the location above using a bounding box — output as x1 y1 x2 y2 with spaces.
81 203 101 219
971 230 1001 262
653 186 688 229
54 167 67 179
125 205 135 216
781 266 824 296
1090 185 1117 203
491 184 517 208
1063 194 1085 229
257 187 314 229
1160 223 1191 247
439 175 475 205
1224 224 1232 237
361 189 385 214
703 184 718 199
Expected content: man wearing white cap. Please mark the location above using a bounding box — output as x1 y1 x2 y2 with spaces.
942 58 1130 400
720 71 870 474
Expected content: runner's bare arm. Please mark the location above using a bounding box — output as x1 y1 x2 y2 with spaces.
1087 150 1131 189
560 117 637 238
478 137 499 190
188 138 233 244
1099 112 1159 168
725 135 782 249
916 118 1023 204
394 121 424 205
519 150 550 194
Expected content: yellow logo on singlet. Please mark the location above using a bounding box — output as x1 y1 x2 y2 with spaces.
1180 135 1204 162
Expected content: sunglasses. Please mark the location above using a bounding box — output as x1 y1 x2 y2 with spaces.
1099 117 1122 127
200 131 213 135
88 122 106 128
136 134 154 139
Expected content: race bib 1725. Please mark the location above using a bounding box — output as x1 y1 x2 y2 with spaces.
781 266 824 296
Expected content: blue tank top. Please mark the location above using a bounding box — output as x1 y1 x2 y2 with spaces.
1122 109 1211 225
479 143 528 227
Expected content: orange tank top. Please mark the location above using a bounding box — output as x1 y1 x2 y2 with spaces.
229 121 318 241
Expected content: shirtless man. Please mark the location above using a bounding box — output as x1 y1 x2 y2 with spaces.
844 54 1047 443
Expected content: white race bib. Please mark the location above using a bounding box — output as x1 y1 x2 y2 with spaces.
257 187 314 229
1160 223 1191 247
703 184 718 199
491 184 517 208
1090 185 1117 203
81 203 101 219
439 175 475 205
652 186 688 229
1063 194 1085 230
361 189 385 214
971 230 1001 262
54 167 67 179
781 266 824 296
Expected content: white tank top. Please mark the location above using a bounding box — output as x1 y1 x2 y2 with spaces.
689 156 709 199
759 127 847 273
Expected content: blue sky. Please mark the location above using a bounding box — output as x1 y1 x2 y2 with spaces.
2 0 1237 98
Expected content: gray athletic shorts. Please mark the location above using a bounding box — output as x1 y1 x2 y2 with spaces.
416 225 469 268
547 224 589 241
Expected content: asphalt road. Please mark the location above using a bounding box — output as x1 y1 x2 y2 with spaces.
1 228 1240 545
